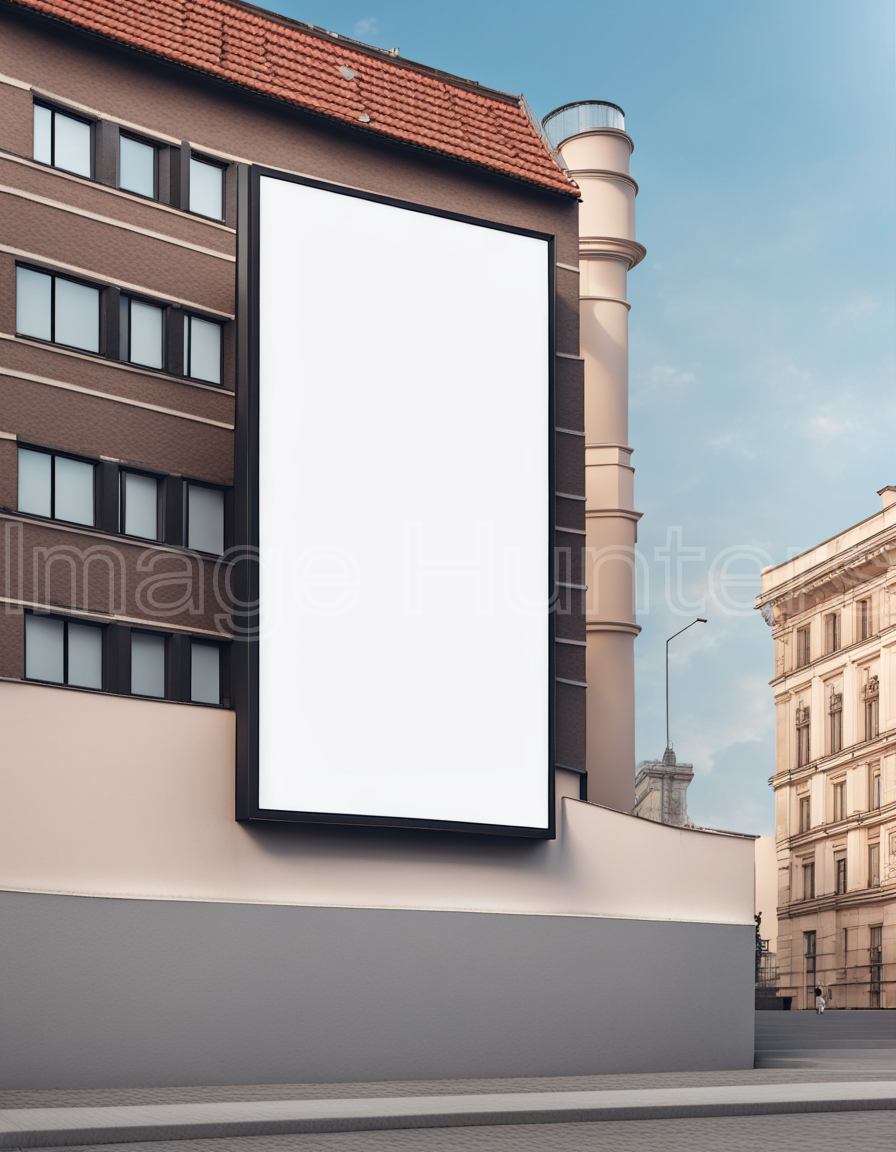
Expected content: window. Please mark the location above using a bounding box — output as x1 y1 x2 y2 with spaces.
120 296 164 369
833 780 846 822
120 471 160 540
16 266 100 353
119 134 156 198
870 766 881 810
18 446 95 525
870 925 882 1008
25 613 102 688
868 843 880 888
864 676 879 741
796 705 810 768
189 156 224 219
184 315 222 384
187 483 225 554
799 794 811 833
130 631 167 698
835 855 847 895
33 102 92 178
802 860 815 900
859 599 870 640
824 612 840 653
796 627 811 667
829 690 842 755
191 641 221 704
804 930 817 1005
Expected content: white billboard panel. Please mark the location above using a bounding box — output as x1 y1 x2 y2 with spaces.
252 171 552 834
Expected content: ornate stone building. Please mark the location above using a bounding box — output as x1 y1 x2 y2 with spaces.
757 488 896 1008
633 748 694 827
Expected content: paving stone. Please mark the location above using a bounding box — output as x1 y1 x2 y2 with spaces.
21 1112 896 1152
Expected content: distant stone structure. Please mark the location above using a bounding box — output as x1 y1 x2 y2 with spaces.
633 748 694 827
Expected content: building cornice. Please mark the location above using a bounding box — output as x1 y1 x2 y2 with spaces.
769 732 896 789
769 626 895 685
775 801 895 847
578 236 647 268
757 534 896 625
780 881 896 919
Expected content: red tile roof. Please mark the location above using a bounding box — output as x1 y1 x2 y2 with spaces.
9 0 577 195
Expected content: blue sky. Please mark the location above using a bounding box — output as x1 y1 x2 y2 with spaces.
270 0 895 834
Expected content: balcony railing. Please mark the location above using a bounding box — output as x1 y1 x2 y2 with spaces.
542 101 625 151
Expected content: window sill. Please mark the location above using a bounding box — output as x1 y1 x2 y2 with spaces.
8 332 233 394
13 675 231 709
4 149 235 232
5 510 227 560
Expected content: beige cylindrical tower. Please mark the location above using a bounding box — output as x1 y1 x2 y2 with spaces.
543 101 645 812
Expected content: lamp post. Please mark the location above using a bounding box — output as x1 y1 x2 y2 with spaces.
665 618 707 757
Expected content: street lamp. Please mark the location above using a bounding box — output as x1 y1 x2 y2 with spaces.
665 617 707 756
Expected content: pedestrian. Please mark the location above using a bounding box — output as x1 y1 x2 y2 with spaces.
815 986 825 1015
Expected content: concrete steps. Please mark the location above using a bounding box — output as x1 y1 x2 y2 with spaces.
755 1010 896 1069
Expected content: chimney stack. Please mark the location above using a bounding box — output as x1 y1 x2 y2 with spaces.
878 486 896 510
542 101 645 812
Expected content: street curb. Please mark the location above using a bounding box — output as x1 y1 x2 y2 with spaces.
2 1082 896 1146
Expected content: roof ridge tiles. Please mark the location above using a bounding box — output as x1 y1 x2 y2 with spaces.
7 0 576 195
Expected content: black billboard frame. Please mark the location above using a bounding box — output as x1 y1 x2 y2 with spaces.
234 162 557 839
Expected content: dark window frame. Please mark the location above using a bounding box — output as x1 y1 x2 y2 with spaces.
859 598 870 640
829 693 843 755
188 152 227 220
183 312 224 385
119 292 169 371
118 466 165 541
17 442 99 527
865 696 879 742
802 861 816 901
16 262 228 385
835 855 847 895
118 130 160 200
189 638 228 706
23 610 104 688
833 780 846 822
870 766 881 810
797 710 811 768
796 626 811 668
825 612 840 654
15 262 104 355
129 627 171 699
868 843 880 888
184 478 229 554
33 99 95 178
23 611 231 706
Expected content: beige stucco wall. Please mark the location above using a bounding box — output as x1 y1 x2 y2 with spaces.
0 681 754 924
758 491 896 1006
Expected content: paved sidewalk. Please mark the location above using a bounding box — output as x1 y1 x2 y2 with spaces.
26 1113 894 1152
1 1080 895 1148
3 1012 894 1150
3 1066 896 1111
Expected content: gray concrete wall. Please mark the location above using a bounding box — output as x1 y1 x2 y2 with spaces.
0 891 754 1089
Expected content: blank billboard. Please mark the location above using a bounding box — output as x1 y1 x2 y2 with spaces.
244 169 552 835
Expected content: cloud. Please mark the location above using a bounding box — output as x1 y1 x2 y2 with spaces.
677 672 774 774
632 363 698 407
706 431 755 459
646 364 698 390
843 296 877 317
353 17 379 39
805 407 858 444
